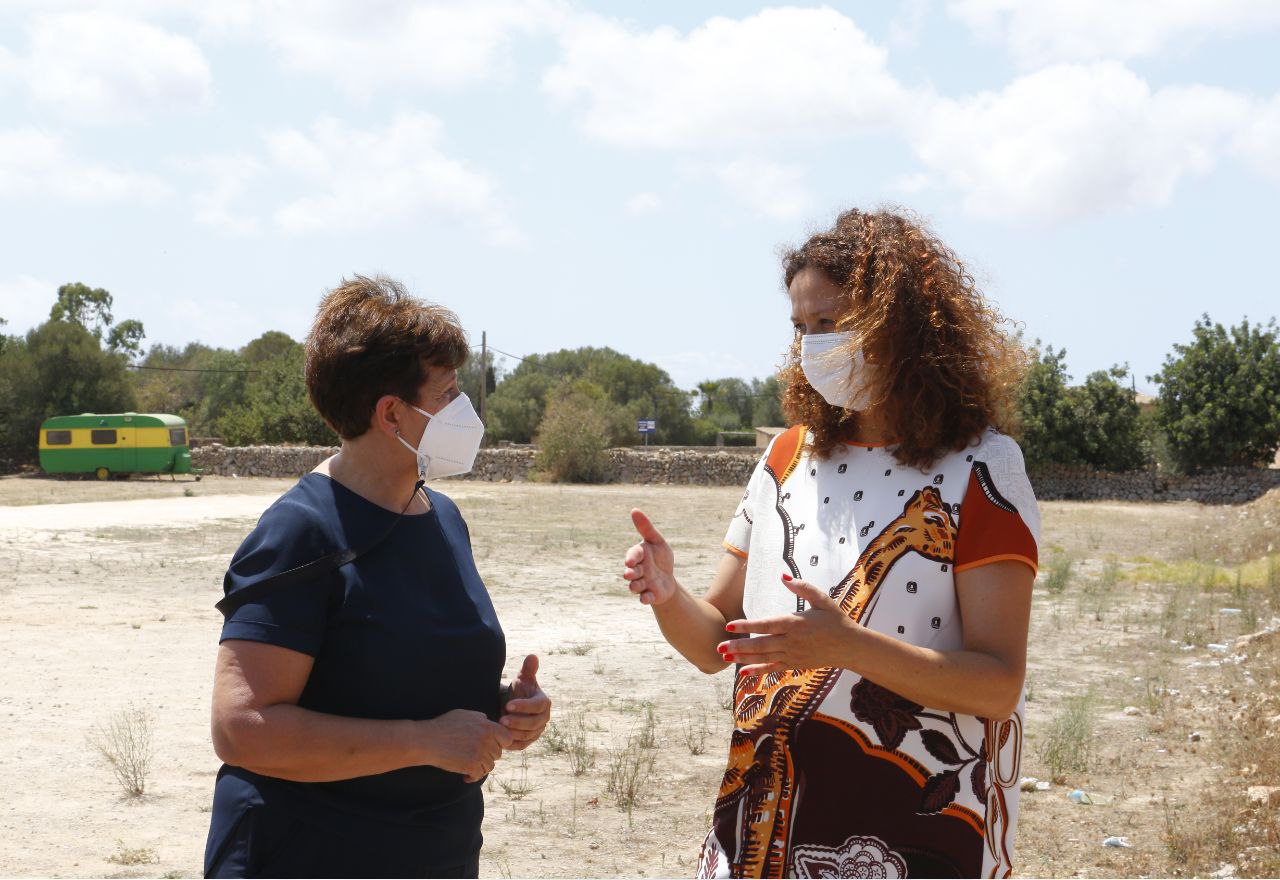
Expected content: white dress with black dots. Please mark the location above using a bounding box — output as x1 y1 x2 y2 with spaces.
699 426 1039 880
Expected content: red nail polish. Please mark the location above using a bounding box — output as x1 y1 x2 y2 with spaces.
781 573 793 582
725 624 736 632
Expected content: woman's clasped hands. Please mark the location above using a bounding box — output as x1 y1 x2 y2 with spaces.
422 653 551 783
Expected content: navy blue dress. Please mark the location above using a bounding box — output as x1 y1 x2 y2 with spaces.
204 474 506 879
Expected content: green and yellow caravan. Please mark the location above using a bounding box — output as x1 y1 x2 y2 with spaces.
38 413 195 480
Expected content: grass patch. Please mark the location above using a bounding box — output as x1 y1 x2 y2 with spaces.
106 841 158 866
605 733 658 815
1039 692 1096 784
1044 554 1074 595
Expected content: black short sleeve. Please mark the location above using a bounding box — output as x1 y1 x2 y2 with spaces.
219 495 337 656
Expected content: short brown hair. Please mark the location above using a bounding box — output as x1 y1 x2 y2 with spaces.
780 207 1024 470
305 275 469 439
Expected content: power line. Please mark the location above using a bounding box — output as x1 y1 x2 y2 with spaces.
488 345 526 363
129 364 261 374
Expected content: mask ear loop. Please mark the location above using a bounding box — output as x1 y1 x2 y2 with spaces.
394 427 429 506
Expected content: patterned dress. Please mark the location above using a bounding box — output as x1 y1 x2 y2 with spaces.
697 426 1039 879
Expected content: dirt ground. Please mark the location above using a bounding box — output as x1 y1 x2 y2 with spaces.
0 474 1277 878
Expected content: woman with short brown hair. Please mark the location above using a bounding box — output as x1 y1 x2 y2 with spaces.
624 209 1037 878
204 275 550 879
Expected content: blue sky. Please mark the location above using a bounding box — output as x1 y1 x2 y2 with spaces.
1 1 1278 394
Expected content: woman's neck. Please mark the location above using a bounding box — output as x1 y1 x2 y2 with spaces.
846 405 893 445
319 436 429 514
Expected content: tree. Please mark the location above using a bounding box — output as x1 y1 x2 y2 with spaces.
1015 344 1082 467
26 320 136 419
534 381 625 482
106 319 146 357
241 330 298 364
217 343 336 446
50 282 114 338
49 282 146 361
696 378 756 430
459 350 502 412
1152 315 1280 471
0 333 36 467
132 342 231 434
751 375 786 428
1015 346 1147 470
0 319 138 467
1073 367 1147 471
487 347 694 445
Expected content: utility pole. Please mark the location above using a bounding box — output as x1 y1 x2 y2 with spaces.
479 331 488 429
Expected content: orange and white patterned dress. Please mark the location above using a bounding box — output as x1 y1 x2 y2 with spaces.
698 426 1039 879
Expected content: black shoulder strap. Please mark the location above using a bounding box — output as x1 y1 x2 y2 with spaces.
215 479 425 619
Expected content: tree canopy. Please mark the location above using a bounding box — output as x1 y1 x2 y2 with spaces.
1152 315 1280 471
486 347 695 445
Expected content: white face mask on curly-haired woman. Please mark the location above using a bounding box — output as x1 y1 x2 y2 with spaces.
799 331 883 411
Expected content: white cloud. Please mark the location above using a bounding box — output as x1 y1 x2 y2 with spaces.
238 0 565 95
1233 95 1280 184
948 0 1280 65
266 113 518 242
889 0 932 48
0 127 169 201
713 159 812 221
0 275 58 334
182 153 264 235
544 7 910 149
11 11 211 121
907 63 1252 223
624 192 662 215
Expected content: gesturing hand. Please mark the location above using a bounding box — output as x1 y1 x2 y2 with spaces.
500 654 551 751
717 574 859 675
622 509 677 606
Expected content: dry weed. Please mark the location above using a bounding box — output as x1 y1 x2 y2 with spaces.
87 704 155 798
106 840 157 866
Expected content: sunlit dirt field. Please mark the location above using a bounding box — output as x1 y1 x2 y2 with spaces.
1 474 1277 878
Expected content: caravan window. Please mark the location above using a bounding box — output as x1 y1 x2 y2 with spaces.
45 430 72 445
169 428 187 446
91 429 117 445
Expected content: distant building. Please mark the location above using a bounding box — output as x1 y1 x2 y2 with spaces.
756 426 786 448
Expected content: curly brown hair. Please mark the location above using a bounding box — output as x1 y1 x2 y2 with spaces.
780 207 1023 470
305 275 469 439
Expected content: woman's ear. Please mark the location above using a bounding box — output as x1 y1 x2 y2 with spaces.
371 395 405 438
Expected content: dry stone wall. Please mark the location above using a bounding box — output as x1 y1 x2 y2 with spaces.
191 444 1280 502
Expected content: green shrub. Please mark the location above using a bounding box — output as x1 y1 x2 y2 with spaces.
534 381 625 483
1152 315 1280 472
1016 344 1148 470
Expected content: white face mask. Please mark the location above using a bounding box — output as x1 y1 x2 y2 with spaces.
396 393 485 481
800 331 882 411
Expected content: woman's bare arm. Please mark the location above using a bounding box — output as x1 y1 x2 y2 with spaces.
623 510 745 674
211 640 512 783
723 561 1033 719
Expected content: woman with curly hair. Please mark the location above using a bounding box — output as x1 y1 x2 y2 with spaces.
623 208 1038 878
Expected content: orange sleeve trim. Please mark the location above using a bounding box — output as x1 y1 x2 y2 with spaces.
953 554 1038 576
765 425 807 486
723 542 748 560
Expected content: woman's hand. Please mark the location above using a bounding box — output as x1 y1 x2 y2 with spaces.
500 654 551 750
418 709 514 783
718 574 858 675
623 509 678 606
